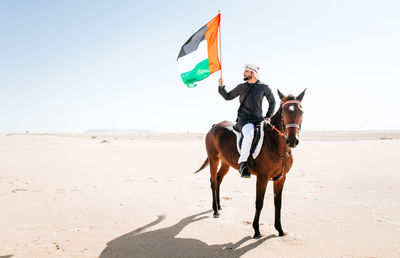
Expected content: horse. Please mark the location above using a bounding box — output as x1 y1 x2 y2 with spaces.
194 89 306 239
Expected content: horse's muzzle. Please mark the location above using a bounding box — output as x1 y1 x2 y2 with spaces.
286 136 299 148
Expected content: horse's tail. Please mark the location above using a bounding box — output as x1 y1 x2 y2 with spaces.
193 158 209 174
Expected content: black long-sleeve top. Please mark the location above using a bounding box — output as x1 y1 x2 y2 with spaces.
218 81 275 120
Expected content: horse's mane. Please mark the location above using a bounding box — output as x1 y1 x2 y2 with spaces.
270 106 282 127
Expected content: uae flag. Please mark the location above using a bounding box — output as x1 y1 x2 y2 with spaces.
177 14 221 87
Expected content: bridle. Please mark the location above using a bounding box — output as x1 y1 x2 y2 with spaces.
269 99 303 181
270 100 302 138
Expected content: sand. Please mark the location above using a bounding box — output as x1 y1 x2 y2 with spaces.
0 131 399 257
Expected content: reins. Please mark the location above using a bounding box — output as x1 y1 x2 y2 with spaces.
268 125 290 181
271 124 286 137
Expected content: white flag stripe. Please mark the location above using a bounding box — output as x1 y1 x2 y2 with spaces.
177 40 208 74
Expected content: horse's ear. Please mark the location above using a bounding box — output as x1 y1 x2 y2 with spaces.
277 89 285 100
297 88 307 102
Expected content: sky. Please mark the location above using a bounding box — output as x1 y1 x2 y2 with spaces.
1 0 399 133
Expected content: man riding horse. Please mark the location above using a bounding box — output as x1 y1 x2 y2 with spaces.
218 64 275 178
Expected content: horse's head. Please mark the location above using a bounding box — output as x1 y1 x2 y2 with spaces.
277 89 306 148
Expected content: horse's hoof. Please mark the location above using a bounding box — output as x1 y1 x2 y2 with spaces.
253 234 262 239
278 231 285 237
213 214 220 218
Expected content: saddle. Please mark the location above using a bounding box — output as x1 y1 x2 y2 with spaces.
227 120 266 161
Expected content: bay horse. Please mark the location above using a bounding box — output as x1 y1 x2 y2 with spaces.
194 89 306 238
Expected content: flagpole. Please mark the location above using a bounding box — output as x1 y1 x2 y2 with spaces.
218 10 222 84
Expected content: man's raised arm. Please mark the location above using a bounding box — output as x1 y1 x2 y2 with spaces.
218 78 240 101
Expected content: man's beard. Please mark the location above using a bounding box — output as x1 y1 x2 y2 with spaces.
243 76 250 81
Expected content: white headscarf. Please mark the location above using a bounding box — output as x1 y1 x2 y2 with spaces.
245 64 260 80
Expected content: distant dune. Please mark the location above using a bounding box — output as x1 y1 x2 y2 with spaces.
84 129 156 133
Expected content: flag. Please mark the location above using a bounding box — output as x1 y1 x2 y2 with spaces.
177 14 221 88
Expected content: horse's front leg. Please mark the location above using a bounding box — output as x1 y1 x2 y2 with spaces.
252 175 268 239
273 176 286 236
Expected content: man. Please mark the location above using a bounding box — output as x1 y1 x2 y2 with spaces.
218 64 275 178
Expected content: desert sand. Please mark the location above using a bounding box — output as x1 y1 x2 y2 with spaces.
1 131 399 257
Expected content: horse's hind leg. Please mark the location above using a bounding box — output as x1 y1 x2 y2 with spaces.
216 160 230 211
209 157 220 217
273 176 287 236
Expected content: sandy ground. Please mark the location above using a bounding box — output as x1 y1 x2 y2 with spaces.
0 131 400 257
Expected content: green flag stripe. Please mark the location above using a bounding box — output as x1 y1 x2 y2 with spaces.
180 58 210 87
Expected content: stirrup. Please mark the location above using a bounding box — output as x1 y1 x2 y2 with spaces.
240 162 251 178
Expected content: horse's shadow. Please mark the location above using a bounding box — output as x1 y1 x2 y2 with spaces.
99 210 275 258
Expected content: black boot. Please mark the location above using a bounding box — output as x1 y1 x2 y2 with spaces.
239 162 251 178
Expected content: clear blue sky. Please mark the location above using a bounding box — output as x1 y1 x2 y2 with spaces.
1 0 399 133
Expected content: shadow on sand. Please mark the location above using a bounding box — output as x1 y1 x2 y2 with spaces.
99 210 275 258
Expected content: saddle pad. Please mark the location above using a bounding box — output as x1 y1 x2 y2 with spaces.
226 120 265 159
